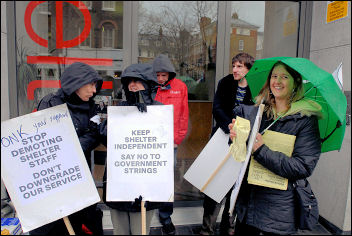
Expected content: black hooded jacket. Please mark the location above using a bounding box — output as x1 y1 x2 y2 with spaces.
232 104 321 234
120 63 160 106
102 63 163 212
37 62 103 168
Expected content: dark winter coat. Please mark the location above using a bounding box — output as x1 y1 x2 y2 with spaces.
212 74 253 136
102 63 164 212
37 62 103 169
232 104 321 235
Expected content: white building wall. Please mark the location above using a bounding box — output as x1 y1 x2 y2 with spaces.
309 1 351 232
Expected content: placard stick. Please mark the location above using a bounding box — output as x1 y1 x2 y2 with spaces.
200 151 232 192
228 104 265 216
63 216 75 235
141 200 146 235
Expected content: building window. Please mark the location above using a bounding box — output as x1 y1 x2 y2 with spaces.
79 27 91 48
38 2 50 15
141 39 149 46
236 28 250 36
102 24 115 48
102 1 115 11
79 1 92 10
141 50 148 57
239 40 244 51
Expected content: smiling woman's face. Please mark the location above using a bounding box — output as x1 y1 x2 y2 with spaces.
270 64 295 102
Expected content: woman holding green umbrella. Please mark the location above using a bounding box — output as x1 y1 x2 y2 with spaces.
228 61 323 235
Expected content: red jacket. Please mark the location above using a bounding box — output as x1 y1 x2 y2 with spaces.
155 78 189 145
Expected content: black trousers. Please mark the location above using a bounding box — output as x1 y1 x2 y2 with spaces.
200 189 234 235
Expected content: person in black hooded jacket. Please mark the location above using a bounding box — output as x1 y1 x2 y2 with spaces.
201 53 255 235
102 63 164 235
29 62 104 235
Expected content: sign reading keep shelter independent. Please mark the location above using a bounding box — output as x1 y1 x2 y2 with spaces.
1 104 100 233
107 105 174 202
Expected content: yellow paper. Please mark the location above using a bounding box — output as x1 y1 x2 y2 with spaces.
229 116 250 162
247 130 296 190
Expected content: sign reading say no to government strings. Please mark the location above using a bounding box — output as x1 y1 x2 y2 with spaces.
1 104 100 233
107 105 174 202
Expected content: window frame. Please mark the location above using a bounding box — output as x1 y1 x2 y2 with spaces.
102 1 115 11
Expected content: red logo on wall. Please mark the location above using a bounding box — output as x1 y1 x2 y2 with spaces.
24 1 113 111
25 1 92 49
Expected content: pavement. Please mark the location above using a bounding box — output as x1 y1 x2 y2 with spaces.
99 203 332 235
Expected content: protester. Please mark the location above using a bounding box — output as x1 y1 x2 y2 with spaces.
228 61 322 235
29 62 104 235
152 54 189 235
102 63 163 235
200 53 254 235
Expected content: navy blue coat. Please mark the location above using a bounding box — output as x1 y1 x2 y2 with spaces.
37 62 103 169
233 104 321 235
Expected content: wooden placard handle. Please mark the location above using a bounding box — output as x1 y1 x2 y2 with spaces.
201 151 232 192
63 216 75 235
141 200 146 235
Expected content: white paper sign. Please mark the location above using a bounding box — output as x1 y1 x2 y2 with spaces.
183 128 243 203
107 105 174 202
1 104 100 233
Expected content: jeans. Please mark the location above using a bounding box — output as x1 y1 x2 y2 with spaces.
158 147 178 225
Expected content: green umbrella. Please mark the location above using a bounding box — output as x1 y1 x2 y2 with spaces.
245 57 347 153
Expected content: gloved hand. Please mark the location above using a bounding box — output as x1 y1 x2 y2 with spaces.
131 195 144 209
136 103 147 112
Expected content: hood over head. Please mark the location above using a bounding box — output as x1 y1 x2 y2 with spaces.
121 63 158 105
60 62 103 98
152 54 176 82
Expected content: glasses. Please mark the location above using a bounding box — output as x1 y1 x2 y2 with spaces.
270 74 291 80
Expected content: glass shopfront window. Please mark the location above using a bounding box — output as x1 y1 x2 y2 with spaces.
14 1 123 115
138 1 218 202
10 1 302 204
227 1 299 72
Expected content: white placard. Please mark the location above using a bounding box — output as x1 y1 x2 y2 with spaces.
107 105 174 202
183 128 243 203
1 104 100 233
